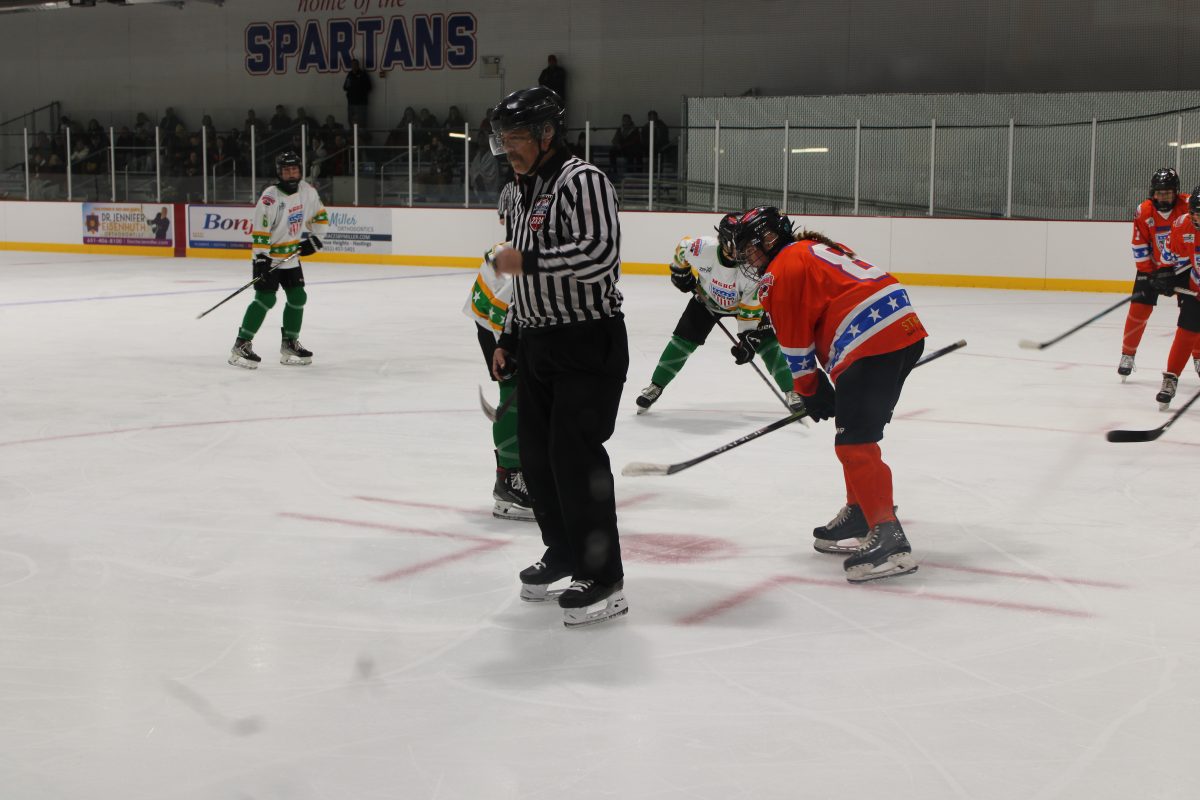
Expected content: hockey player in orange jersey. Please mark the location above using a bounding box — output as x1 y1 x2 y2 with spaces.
1154 189 1200 409
1119 168 1199 380
734 207 927 583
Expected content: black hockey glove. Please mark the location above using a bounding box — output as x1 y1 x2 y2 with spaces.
669 267 697 294
252 252 273 274
1152 267 1177 297
731 329 766 365
802 370 836 423
298 235 323 257
495 351 517 381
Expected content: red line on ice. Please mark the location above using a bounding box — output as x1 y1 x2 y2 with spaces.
372 540 508 582
921 561 1128 589
280 511 503 544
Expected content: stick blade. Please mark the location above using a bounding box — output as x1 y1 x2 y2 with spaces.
621 461 672 477
1105 429 1161 443
1017 339 1044 350
477 386 498 423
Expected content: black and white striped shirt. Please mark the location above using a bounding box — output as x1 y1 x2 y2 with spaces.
503 148 622 329
498 181 520 234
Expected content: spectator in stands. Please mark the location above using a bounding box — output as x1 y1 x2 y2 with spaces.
571 130 588 159
328 133 350 175
212 135 234 170
269 105 292 134
295 107 316 134
642 110 669 156
343 58 372 128
69 135 91 169
427 134 454 184
470 124 501 202
609 113 643 172
308 135 328 180
444 105 467 138
320 114 344 148
243 109 264 143
159 107 181 134
184 150 202 178
538 54 567 105
200 114 216 144
86 118 103 139
415 108 438 150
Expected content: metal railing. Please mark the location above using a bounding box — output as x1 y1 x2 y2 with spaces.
7 95 1200 220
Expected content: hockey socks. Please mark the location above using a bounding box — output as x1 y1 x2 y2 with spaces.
1121 301 1153 356
650 335 699 387
494 378 520 469
756 340 794 393
237 290 277 340
282 286 307 339
1166 328 1200 376
834 443 896 528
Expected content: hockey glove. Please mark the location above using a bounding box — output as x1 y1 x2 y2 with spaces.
802 370 836 422
298 235 323 257
1152 267 1177 297
252 252 273 273
670 267 697 294
731 329 766 365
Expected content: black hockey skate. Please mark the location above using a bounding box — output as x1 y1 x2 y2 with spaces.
1157 372 1178 411
812 504 869 554
635 383 663 414
280 335 313 366
559 578 628 627
1117 354 1135 381
843 519 918 583
493 451 534 521
228 337 261 369
519 557 573 603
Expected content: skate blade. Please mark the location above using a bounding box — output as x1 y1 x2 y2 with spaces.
520 585 566 603
228 357 259 370
846 554 918 583
493 503 535 521
563 593 629 627
1120 374 1129 383
1159 402 1171 412
813 537 863 555
280 356 312 365
635 406 650 415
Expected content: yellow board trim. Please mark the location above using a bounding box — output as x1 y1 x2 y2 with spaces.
0 242 1130 294
0 241 173 257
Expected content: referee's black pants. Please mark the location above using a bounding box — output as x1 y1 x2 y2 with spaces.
517 315 628 585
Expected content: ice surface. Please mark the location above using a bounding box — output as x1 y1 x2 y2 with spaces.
0 251 1197 799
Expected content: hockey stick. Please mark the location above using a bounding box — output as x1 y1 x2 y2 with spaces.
1106 387 1200 442
478 385 518 423
713 318 791 411
915 338 967 366
195 251 301 320
1018 295 1131 350
621 337 966 477
1017 284 1198 350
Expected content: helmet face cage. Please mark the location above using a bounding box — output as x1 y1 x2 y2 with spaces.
1189 187 1200 216
275 150 302 191
734 206 793 280
488 119 556 157
715 213 740 258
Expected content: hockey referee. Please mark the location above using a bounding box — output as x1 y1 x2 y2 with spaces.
488 87 630 628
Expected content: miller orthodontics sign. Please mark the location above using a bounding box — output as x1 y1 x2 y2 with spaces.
245 1 477 75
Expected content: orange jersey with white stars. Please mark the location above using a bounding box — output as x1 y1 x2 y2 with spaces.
757 240 928 395
1166 214 1200 294
1132 195 1189 272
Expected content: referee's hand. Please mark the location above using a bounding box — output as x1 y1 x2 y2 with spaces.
492 244 524 276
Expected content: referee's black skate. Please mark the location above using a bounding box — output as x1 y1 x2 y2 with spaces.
812 504 868 554
519 557 572 602
280 335 313 365
843 519 918 583
558 578 628 627
493 451 534 521
635 383 663 414
228 337 261 369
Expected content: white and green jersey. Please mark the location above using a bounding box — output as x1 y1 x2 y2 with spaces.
251 180 329 266
463 253 514 336
673 235 765 332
